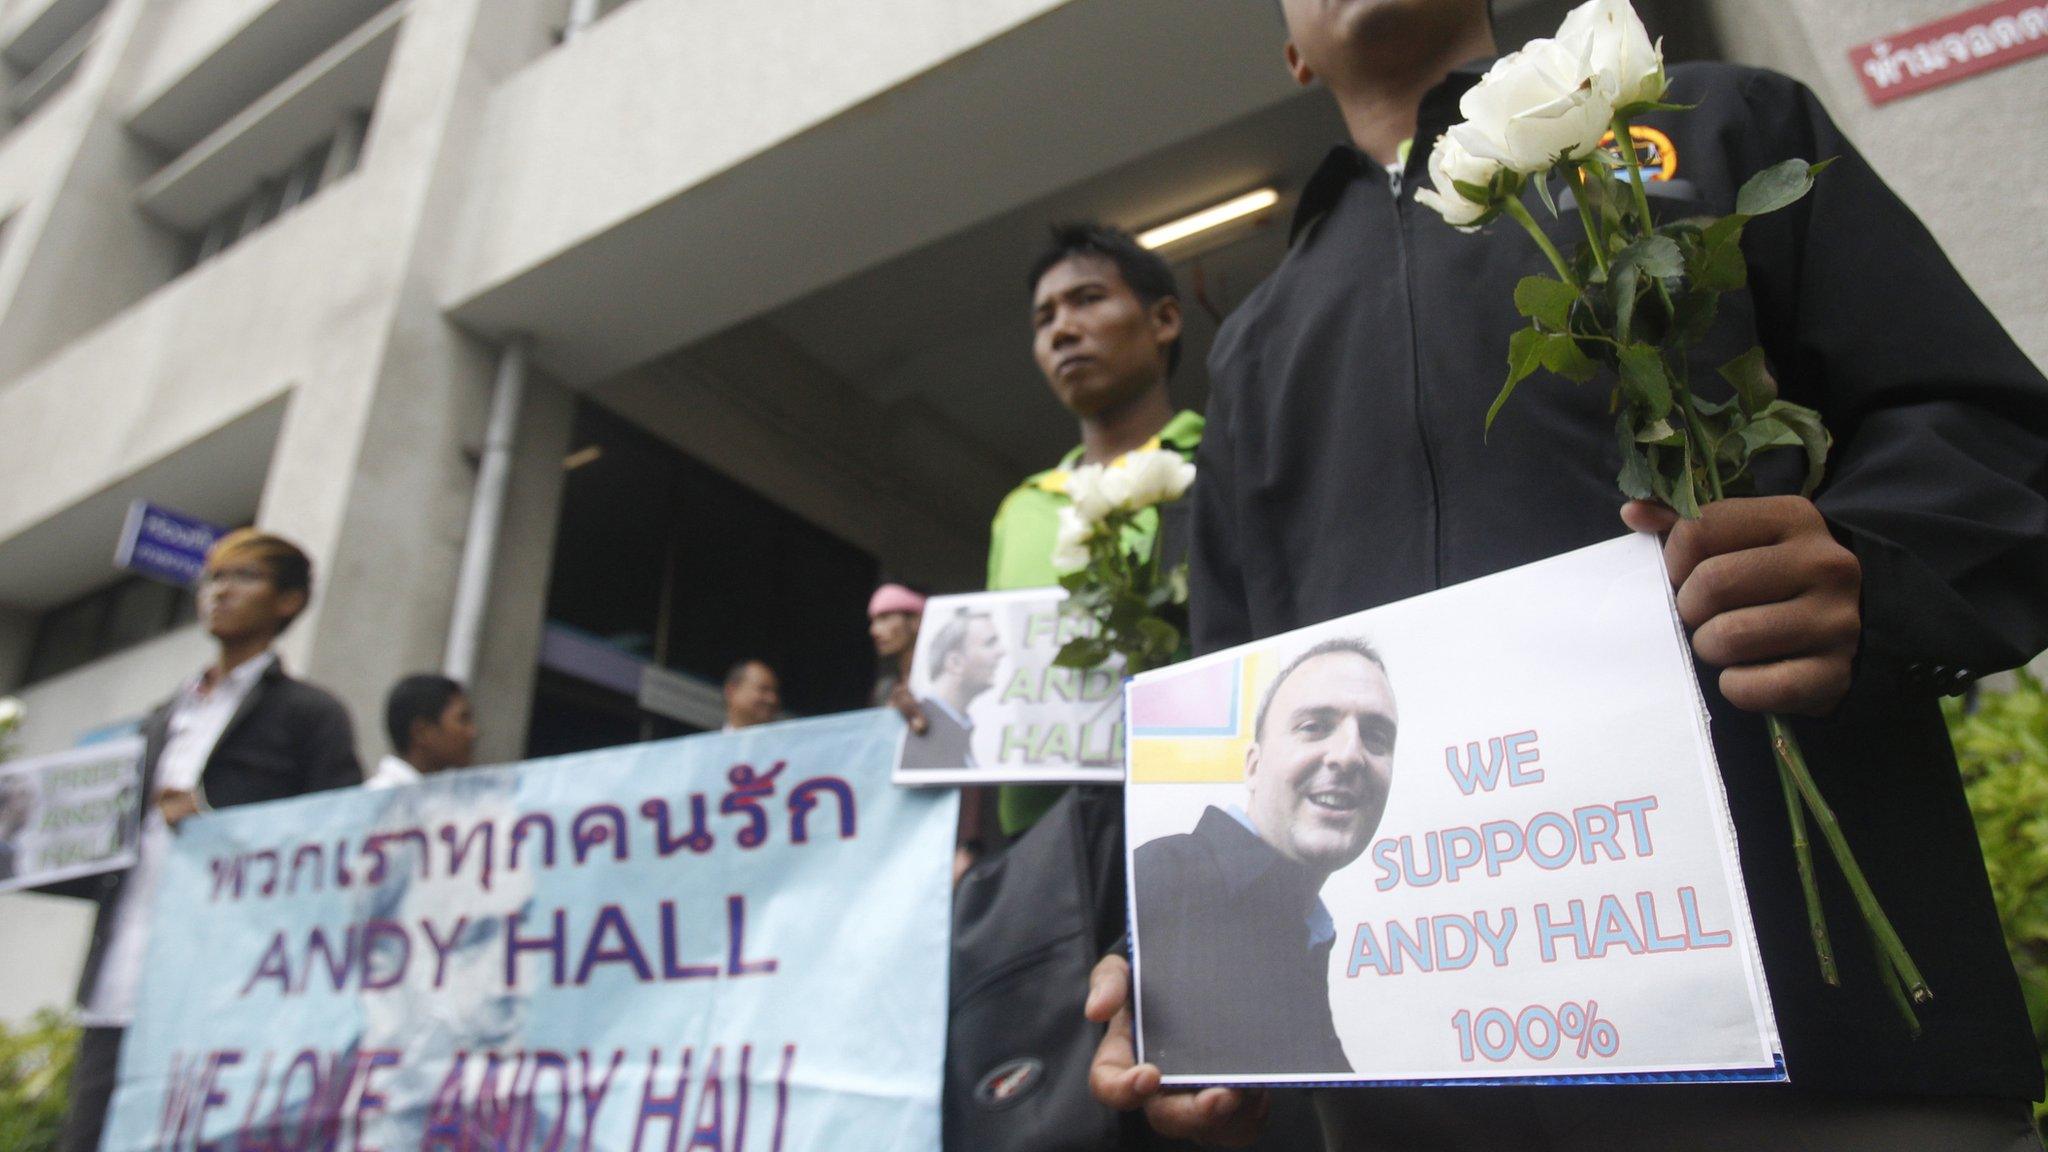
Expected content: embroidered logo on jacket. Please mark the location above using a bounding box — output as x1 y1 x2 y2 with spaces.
974 1057 1045 1110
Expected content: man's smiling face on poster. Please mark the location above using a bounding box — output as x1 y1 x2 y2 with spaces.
1245 642 1397 876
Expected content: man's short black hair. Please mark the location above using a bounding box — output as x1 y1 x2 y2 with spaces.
385 674 465 752
1027 222 1183 376
1253 637 1389 742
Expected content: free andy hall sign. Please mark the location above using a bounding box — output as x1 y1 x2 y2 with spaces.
1849 0 2048 105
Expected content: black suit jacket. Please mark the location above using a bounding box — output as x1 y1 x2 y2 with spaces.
62 658 360 1006
900 697 975 771
1134 807 1351 1076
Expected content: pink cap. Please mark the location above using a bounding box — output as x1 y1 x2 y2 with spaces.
868 583 926 619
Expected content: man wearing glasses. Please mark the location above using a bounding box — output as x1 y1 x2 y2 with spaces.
54 529 361 1152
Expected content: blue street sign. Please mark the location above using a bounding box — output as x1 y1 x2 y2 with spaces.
114 501 225 588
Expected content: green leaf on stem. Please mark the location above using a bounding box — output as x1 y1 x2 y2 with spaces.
1514 276 1579 331
1635 418 1682 444
1487 327 1547 435
1612 260 1640 344
1735 416 1803 457
1614 99 1699 116
1735 157 1837 218
1692 214 1748 294
1540 333 1598 382
1617 343 1674 421
1718 347 1776 416
1533 171 1560 219
1670 290 1719 348
1617 420 1660 501
1668 441 1703 519
1135 617 1182 664
1762 400 1833 496
1616 234 1684 279
1054 637 1111 669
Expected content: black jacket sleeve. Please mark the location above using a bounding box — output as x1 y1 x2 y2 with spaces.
1189 341 1255 657
293 687 363 794
1737 71 2048 694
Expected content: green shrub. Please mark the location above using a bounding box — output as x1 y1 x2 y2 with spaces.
0 1009 78 1152
1945 670 2048 1127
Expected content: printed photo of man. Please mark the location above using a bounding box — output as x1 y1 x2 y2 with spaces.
1133 638 1397 1075
901 610 1005 770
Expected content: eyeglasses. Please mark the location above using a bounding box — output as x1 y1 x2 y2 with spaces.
200 565 273 588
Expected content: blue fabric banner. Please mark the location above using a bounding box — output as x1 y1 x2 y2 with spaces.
99 709 953 1152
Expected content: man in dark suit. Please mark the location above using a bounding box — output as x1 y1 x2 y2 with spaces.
53 529 360 1152
901 610 1003 770
1134 638 1395 1077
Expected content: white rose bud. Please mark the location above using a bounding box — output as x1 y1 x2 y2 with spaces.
1414 133 1505 229
1454 37 1614 174
1558 0 1665 109
0 697 21 730
1096 465 1135 513
1051 506 1095 574
1064 464 1115 526
1115 449 1197 511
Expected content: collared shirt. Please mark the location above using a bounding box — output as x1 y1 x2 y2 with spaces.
923 696 976 766
82 652 274 1027
1193 58 2048 1098
1224 805 1336 951
364 754 422 790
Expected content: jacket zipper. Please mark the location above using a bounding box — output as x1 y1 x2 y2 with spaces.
1389 165 1444 589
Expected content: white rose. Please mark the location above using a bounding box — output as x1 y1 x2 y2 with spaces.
1051 506 1095 574
1095 465 1135 513
1413 132 1505 229
1064 464 1115 526
1454 37 1613 174
1115 449 1198 511
0 697 20 730
1557 0 1664 108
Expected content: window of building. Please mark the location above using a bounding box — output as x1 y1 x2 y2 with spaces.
2 0 108 132
183 114 366 270
131 1 404 275
529 403 879 756
23 575 197 686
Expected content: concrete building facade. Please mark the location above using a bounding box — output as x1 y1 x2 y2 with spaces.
0 0 2041 1022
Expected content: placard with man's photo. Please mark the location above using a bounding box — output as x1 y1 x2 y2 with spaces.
892 588 1126 786
1124 535 1784 1087
0 736 144 893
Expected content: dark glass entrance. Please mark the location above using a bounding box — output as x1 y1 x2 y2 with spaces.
527 402 878 756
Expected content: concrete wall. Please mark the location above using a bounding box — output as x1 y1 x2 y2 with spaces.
1708 0 2048 370
443 0 1059 304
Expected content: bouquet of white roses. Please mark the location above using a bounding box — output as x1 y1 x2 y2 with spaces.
1049 449 1197 676
1416 0 1929 1032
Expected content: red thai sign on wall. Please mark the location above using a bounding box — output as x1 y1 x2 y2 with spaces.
1849 0 2048 104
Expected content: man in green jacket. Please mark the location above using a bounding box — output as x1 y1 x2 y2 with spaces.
983 222 1203 835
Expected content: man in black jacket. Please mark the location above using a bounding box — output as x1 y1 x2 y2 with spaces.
54 529 360 1152
1135 638 1395 1077
1089 0 2048 1147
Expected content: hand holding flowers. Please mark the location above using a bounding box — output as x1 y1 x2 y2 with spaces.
1416 0 1928 1033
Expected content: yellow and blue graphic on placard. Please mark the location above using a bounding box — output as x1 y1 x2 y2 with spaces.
1128 653 1274 784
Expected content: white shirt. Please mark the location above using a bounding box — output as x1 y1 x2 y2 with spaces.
81 653 273 1027
364 754 422 790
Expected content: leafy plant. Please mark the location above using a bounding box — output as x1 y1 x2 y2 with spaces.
1945 672 2048 1130
0 1009 80 1152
